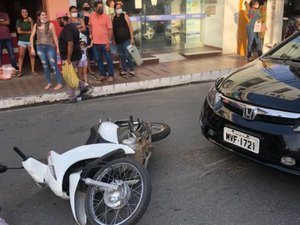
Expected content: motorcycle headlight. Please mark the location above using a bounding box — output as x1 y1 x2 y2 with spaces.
207 83 222 110
47 152 57 180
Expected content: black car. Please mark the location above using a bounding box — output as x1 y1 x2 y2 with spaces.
200 32 300 175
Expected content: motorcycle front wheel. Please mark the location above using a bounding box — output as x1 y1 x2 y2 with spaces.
85 158 151 225
150 122 171 142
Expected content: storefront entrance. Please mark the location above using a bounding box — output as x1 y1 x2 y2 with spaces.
76 0 225 55
123 0 224 54
0 0 43 31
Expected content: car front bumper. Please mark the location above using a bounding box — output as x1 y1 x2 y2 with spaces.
200 99 300 175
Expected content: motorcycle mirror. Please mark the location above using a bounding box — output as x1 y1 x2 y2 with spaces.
0 164 8 173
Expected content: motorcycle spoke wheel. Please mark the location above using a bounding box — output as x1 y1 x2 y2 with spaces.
85 158 151 225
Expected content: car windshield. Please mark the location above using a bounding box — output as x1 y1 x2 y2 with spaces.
267 34 300 61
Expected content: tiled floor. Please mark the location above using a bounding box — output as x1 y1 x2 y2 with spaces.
0 54 247 99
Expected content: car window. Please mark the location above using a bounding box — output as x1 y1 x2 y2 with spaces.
269 34 300 61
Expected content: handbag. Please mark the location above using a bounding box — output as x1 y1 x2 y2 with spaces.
62 63 79 89
254 21 262 32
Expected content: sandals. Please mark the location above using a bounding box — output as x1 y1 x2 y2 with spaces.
44 83 52 90
54 83 63 91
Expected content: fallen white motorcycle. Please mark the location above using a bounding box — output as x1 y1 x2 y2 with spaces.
0 116 170 225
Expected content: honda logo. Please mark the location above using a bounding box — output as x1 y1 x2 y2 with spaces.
243 106 257 120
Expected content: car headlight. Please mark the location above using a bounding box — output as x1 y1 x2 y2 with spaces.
293 121 300 132
207 83 222 110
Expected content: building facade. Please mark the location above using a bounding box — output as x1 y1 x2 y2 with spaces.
0 0 292 57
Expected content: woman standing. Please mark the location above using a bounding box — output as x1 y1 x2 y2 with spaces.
69 5 86 33
246 0 262 62
113 2 135 76
16 8 36 77
30 11 62 90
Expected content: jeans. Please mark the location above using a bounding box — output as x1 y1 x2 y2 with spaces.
93 44 114 76
36 45 62 84
247 26 262 57
117 40 134 72
0 38 18 68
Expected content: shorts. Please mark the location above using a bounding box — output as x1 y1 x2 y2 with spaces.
18 41 30 48
78 59 88 68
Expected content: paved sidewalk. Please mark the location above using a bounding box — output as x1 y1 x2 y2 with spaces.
0 54 247 109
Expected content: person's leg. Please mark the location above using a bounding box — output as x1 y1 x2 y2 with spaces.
0 39 3 67
117 43 127 74
247 27 255 59
93 44 106 78
254 33 263 56
36 45 52 89
4 39 18 69
28 44 36 74
17 42 26 76
46 46 63 90
102 45 114 78
123 40 134 73
83 62 88 84
77 65 84 81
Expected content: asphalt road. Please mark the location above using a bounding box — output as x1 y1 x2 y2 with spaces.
1 83 300 225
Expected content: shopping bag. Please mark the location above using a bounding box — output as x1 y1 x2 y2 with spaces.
127 44 143 66
254 21 262 32
62 63 79 89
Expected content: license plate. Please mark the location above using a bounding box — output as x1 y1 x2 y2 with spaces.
223 127 260 154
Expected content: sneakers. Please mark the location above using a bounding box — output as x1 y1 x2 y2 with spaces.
120 71 127 76
128 71 135 76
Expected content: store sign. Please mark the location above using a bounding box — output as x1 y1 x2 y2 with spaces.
129 13 206 22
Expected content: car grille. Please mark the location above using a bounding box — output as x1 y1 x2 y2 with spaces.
221 96 300 125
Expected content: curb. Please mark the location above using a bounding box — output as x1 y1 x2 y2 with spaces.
0 67 238 109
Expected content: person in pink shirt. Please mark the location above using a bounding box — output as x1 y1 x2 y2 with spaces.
0 5 18 70
89 1 114 82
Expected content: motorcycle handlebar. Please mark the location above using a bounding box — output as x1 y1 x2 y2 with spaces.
13 147 29 161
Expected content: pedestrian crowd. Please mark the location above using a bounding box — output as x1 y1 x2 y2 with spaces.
0 0 137 102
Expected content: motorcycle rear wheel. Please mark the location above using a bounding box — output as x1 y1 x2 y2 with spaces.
150 122 171 142
85 158 151 225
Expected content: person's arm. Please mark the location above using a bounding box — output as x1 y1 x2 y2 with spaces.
30 24 37 55
67 41 73 65
16 20 32 34
50 22 60 53
87 40 93 49
0 14 10 26
88 16 93 40
124 14 134 45
79 18 86 32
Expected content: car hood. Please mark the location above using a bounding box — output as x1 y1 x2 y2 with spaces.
217 59 300 113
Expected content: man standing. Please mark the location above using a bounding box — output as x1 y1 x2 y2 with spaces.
89 1 114 82
56 11 90 103
0 5 18 70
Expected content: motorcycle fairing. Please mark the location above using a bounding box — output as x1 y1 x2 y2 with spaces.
22 157 48 184
23 143 135 199
69 171 87 225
